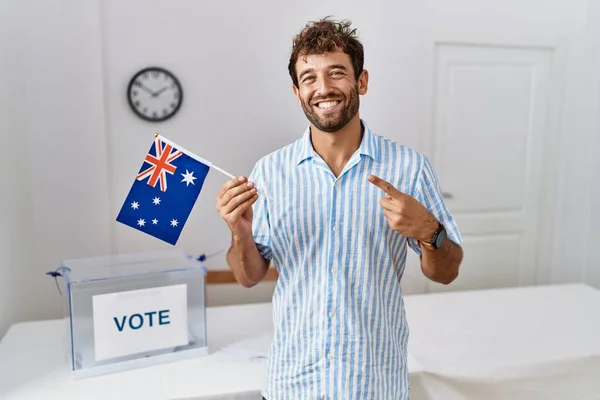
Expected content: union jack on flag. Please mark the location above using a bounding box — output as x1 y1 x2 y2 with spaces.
116 134 211 245
136 137 182 192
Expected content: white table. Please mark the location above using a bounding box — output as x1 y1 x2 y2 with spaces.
404 283 600 400
1 283 600 399
0 302 275 399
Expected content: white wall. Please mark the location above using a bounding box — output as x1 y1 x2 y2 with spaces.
1 0 599 336
0 0 112 338
583 0 600 289
0 0 29 338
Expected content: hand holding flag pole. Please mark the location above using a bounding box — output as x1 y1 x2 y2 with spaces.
116 133 268 245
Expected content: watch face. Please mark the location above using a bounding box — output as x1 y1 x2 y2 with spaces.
127 67 183 122
435 226 447 248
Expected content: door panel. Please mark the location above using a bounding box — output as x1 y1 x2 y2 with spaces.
427 41 553 292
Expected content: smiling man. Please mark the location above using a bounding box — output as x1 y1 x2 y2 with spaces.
216 17 464 399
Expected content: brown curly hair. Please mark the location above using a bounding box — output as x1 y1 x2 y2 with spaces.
288 16 364 88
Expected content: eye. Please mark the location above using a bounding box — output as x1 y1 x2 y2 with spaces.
331 70 345 77
302 75 316 83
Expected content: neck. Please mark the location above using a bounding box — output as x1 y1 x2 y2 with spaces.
310 116 363 177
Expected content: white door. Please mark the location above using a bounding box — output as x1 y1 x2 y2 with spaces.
419 39 557 293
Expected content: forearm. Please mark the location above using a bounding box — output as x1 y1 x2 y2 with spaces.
226 233 269 288
420 238 463 285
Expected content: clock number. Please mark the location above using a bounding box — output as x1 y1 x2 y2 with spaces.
174 92 180 99
152 71 159 78
135 100 140 107
163 109 168 116
133 81 142 87
152 111 158 118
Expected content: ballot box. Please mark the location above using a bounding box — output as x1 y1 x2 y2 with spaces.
57 248 208 378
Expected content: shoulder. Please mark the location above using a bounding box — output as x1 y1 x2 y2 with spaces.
366 127 436 198
373 132 429 173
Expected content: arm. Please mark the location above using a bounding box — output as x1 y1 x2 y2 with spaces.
419 223 463 284
217 174 272 288
226 232 270 288
367 173 464 285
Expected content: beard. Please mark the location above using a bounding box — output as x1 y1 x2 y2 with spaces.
300 85 360 133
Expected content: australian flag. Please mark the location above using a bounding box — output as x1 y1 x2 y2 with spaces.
116 134 210 245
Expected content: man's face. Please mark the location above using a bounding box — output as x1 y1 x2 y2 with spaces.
293 50 368 133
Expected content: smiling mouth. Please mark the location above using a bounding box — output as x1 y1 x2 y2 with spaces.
314 100 341 110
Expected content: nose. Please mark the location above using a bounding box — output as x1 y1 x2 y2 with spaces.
315 75 334 96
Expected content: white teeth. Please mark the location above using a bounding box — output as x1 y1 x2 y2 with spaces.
318 101 339 109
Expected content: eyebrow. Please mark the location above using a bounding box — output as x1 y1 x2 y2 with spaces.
298 64 348 81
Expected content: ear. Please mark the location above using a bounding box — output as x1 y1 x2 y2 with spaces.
292 84 302 106
358 69 369 95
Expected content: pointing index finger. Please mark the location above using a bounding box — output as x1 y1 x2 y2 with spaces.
368 174 400 197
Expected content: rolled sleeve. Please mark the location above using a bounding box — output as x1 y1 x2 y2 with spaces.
408 156 462 255
248 161 272 260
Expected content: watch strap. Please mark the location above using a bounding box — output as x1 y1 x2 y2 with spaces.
419 222 445 250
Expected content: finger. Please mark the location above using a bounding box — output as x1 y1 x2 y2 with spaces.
382 209 397 226
379 196 395 211
383 209 403 230
218 176 247 199
368 175 401 197
221 187 258 215
221 187 257 215
219 180 255 208
383 208 395 220
229 193 259 220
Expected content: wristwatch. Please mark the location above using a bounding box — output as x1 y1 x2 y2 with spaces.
419 222 447 250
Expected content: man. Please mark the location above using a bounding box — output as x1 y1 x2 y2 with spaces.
216 17 463 400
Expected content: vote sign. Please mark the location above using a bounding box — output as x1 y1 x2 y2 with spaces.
92 284 188 361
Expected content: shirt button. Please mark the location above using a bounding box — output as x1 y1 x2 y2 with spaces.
328 352 333 359
329 311 334 318
332 267 337 274
332 225 337 232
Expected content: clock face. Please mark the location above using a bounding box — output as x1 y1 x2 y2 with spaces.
127 67 183 122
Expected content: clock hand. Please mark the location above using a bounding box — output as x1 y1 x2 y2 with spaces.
152 86 169 97
137 83 154 95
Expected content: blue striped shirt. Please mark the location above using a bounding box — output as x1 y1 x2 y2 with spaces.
249 120 461 400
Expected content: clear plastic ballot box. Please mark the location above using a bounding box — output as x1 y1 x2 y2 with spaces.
56 248 209 378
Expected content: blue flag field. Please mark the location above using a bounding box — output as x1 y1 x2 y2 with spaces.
116 134 211 245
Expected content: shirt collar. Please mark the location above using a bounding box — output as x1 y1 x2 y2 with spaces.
295 119 379 165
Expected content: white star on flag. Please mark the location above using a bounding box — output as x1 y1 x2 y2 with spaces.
131 201 139 210
152 218 158 225
137 218 145 227
181 169 197 186
170 219 178 227
152 197 161 205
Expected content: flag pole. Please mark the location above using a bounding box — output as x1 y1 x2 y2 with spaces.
153 133 270 200
210 164 236 179
211 163 270 200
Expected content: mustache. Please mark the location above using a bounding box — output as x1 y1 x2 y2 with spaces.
311 94 344 104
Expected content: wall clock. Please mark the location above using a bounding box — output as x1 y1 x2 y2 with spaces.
127 67 183 122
